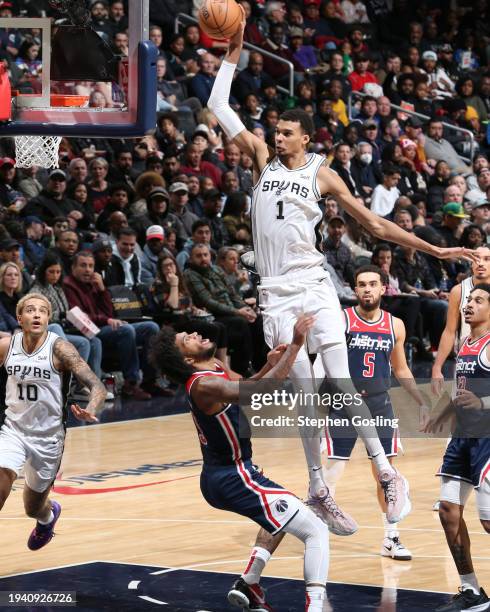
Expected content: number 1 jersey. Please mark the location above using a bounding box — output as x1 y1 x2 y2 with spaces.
251 153 326 278
4 331 66 435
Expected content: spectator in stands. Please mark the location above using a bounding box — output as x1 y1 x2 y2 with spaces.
424 119 472 175
222 192 251 244
232 52 274 105
86 157 111 215
17 166 42 200
67 158 88 186
96 183 133 234
434 202 469 248
0 261 23 318
109 1 127 32
351 141 382 201
107 211 129 246
131 171 166 217
219 143 253 194
348 53 378 92
188 52 217 106
217 246 253 298
168 182 199 237
201 188 230 252
50 230 79 276
323 216 355 287
186 174 203 217
22 169 76 225
103 227 142 288
427 160 451 214
150 252 229 360
330 143 361 197
140 225 172 285
176 219 213 270
260 0 287 38
180 143 222 188
183 242 260 375
107 148 138 191
93 238 114 283
24 215 47 268
262 23 303 82
393 243 448 348
133 186 187 248
65 250 162 399
30 251 102 379
155 114 186 157
466 168 490 205
370 163 401 218
470 201 490 229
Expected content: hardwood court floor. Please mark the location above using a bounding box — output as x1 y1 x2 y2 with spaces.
1 413 489 597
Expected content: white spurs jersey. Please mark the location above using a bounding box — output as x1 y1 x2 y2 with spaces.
459 276 474 346
251 153 326 278
3 331 66 436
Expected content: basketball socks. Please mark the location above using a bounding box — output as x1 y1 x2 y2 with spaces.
460 573 480 595
241 547 271 585
308 466 327 497
37 509 54 525
305 585 326 611
382 513 399 539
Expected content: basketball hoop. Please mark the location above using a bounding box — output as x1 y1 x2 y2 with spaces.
13 94 89 169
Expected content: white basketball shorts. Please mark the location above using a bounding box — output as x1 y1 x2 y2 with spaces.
0 421 65 493
258 268 346 359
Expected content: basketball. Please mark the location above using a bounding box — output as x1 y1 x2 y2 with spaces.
198 0 242 40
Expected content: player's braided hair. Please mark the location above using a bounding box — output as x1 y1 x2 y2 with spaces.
149 326 196 385
48 0 91 26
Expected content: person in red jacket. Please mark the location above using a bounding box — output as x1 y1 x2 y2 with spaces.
63 250 160 400
347 52 379 92
180 143 222 188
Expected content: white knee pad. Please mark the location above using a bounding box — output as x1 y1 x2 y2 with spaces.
283 503 330 585
476 477 490 521
439 476 473 507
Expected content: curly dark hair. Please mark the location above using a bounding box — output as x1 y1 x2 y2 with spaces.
148 326 196 384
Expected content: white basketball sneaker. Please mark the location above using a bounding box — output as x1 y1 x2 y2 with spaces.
381 536 412 561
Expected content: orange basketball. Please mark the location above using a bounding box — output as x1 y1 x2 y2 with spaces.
198 0 242 40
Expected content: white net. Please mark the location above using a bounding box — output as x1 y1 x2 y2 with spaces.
14 135 63 169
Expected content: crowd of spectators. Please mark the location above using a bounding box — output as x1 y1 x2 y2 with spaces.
0 0 489 396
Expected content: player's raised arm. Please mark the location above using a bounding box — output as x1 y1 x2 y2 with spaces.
53 338 106 421
207 6 269 174
318 166 478 264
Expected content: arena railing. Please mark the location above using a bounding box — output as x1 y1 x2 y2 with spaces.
348 90 476 164
175 13 295 97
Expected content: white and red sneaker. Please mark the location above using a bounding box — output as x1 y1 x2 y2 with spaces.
228 578 273 611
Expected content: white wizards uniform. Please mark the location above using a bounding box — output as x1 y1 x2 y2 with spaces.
252 153 345 357
0 331 67 492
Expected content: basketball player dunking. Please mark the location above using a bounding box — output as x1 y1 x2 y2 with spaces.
0 294 106 550
150 317 331 612
323 266 429 562
424 285 490 612
208 8 476 534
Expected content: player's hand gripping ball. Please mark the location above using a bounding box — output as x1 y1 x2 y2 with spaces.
198 0 243 39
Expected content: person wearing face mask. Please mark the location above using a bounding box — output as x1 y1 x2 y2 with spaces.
350 141 383 203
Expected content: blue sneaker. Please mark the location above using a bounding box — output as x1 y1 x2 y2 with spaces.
27 501 61 551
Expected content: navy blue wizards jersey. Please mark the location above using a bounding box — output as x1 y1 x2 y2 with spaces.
185 367 252 466
454 332 490 436
344 307 395 396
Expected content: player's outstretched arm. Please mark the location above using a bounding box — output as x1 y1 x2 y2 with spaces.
431 285 461 395
319 166 478 264
193 316 314 413
207 6 269 172
53 338 106 421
